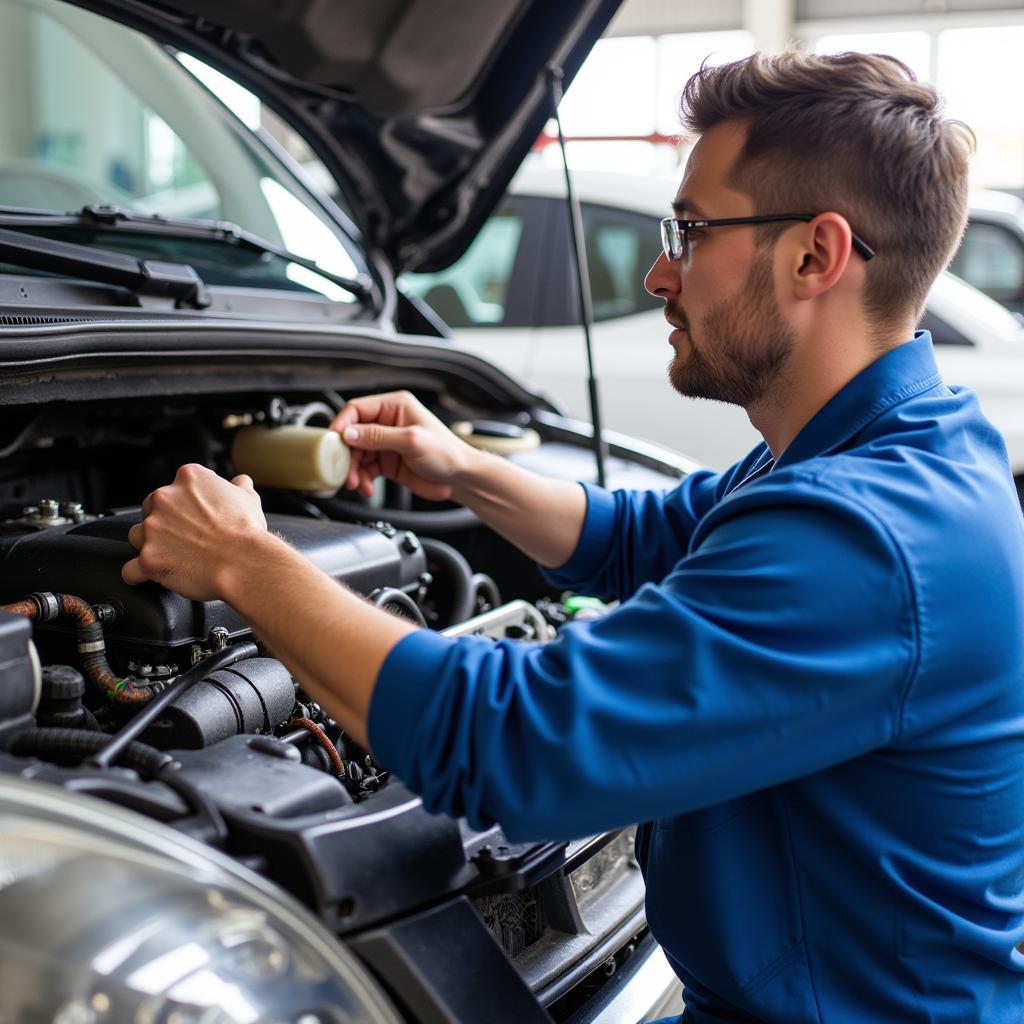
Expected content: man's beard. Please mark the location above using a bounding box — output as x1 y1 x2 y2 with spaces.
667 252 795 408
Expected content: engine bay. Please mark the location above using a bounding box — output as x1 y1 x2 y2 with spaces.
0 390 568 801
0 382 678 1018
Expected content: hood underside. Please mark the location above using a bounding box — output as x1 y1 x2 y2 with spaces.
80 0 621 272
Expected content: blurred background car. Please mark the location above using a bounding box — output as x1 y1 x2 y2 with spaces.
405 164 1024 505
953 191 1024 317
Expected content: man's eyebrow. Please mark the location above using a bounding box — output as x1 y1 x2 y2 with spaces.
671 197 707 218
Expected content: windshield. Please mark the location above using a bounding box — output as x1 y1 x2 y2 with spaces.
0 0 362 300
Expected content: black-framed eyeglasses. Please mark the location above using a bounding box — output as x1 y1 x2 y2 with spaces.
659 214 876 263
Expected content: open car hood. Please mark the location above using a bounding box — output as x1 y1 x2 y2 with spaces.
81 0 621 273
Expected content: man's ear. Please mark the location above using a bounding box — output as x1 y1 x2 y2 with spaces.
791 213 854 300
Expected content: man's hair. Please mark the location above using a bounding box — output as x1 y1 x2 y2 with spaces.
679 50 975 326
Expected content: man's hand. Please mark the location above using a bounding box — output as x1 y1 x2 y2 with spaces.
333 389 586 567
331 390 478 500
122 464 269 601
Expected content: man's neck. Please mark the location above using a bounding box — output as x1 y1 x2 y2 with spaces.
748 323 915 460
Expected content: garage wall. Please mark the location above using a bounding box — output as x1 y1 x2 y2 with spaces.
799 0 1024 17
607 0 742 36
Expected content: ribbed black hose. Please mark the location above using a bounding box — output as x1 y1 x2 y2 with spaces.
421 537 475 626
10 728 174 777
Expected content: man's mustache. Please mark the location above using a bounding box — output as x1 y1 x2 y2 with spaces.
664 305 690 332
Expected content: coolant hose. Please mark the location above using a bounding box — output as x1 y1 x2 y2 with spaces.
421 537 475 626
1 592 155 703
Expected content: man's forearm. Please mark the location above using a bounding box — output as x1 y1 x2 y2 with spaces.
216 531 417 749
450 448 588 568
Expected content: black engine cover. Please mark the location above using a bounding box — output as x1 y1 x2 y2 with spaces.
0 512 426 662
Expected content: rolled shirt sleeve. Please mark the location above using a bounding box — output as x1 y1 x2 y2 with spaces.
368 473 917 841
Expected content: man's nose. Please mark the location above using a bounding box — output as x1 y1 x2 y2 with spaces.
644 251 679 299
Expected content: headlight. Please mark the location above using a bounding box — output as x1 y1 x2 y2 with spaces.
0 776 402 1024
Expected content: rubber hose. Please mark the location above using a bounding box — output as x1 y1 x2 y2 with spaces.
421 537 475 626
316 495 480 534
368 587 427 627
10 728 174 777
470 572 502 612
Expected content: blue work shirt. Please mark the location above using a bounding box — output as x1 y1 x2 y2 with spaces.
369 332 1024 1023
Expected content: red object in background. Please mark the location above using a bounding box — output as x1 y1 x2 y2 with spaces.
532 131 683 151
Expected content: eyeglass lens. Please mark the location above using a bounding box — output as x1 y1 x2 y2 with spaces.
661 220 685 261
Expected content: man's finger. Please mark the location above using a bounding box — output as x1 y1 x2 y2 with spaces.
342 422 415 454
140 491 154 516
330 394 389 433
232 473 255 492
121 556 149 587
127 522 145 550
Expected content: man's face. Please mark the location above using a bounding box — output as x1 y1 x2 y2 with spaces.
645 122 796 408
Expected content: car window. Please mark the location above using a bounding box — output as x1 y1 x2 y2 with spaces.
582 205 663 321
402 208 526 327
0 0 362 297
950 221 1024 299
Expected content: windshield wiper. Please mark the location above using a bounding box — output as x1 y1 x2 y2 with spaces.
0 226 210 308
0 205 373 303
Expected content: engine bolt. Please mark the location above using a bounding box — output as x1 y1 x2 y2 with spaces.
210 626 229 650
38 499 59 519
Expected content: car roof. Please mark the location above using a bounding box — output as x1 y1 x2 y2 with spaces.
968 189 1024 224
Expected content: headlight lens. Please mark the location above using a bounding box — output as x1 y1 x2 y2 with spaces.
0 776 401 1024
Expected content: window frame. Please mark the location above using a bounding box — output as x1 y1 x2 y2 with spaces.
539 198 663 327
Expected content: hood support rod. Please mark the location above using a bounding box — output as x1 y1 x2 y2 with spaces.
546 64 607 489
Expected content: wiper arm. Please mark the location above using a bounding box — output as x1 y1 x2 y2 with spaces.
0 226 210 308
0 205 373 303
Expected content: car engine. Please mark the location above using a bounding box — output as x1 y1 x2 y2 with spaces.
0 386 674 1021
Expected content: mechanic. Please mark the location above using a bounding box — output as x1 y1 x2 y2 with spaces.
122 52 1024 1023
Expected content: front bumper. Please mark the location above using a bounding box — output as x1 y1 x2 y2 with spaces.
569 932 683 1024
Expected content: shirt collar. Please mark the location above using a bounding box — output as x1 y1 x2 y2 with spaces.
775 331 943 470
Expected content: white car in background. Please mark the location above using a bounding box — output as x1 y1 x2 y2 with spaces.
405 165 1024 499
952 189 1024 316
